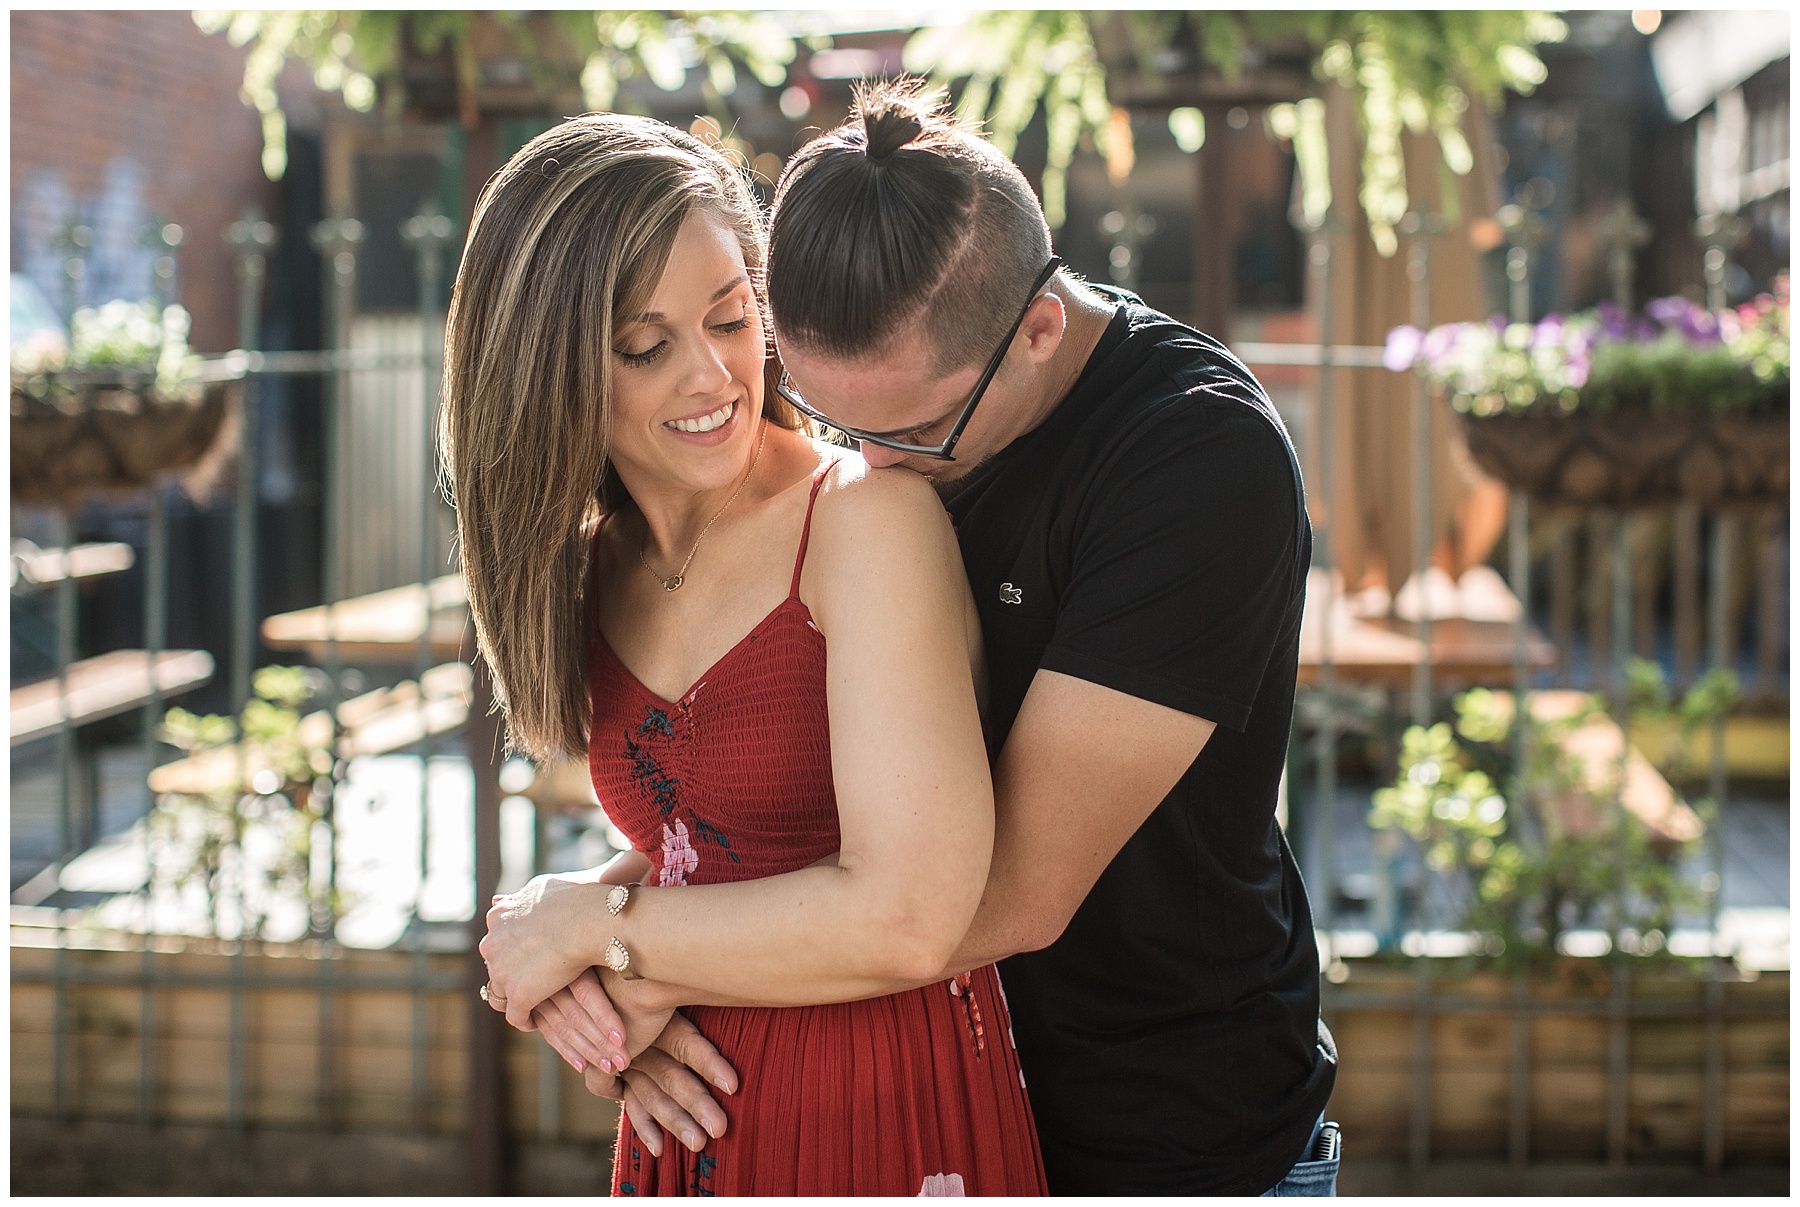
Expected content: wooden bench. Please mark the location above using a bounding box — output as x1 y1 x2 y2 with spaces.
145 662 472 797
10 540 135 589
1511 689 1704 847
260 574 468 664
1298 568 1557 688
10 649 215 746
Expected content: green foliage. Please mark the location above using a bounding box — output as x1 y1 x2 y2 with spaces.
1397 280 1790 418
11 300 204 401
152 666 343 940
903 11 1112 228
194 10 800 180
1579 336 1786 414
1371 673 1736 966
904 10 1565 238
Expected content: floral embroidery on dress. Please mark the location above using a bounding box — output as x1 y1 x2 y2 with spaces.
637 706 676 738
659 819 698 886
689 1153 718 1196
624 731 681 816
619 1142 642 1195
947 973 986 1056
692 817 741 864
917 1172 966 1196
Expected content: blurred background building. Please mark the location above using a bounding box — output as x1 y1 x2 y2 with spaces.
11 9 1789 1196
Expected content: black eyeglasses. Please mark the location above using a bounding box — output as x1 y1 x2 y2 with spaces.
774 256 1062 461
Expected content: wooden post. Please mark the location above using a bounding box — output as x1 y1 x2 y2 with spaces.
1507 971 1531 1165
467 633 510 1194
1192 103 1233 338
1409 957 1433 1167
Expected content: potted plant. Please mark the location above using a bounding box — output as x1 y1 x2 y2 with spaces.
148 665 344 940
1383 277 1788 509
10 299 237 510
1318 667 1793 1165
1366 661 1736 963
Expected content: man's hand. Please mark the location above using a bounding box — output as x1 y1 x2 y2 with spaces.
529 968 631 1075
583 1013 738 1157
602 967 679 1060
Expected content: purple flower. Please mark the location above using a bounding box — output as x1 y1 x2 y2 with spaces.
1566 347 1591 388
1597 300 1630 342
1645 295 1721 344
1532 314 1565 349
1384 324 1424 371
1421 323 1461 371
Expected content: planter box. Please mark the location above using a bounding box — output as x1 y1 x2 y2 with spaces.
1458 410 1787 510
1323 957 1788 1163
10 382 237 509
9 934 618 1143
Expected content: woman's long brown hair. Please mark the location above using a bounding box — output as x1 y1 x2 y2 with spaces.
440 113 801 761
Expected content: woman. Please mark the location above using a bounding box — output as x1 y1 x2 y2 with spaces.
446 114 1045 1195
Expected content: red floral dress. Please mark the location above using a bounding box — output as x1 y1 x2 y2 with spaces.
588 466 1046 1196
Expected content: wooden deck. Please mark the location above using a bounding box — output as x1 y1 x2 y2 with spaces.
11 650 215 745
260 574 468 663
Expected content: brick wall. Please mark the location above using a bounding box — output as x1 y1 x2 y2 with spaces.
10 11 282 353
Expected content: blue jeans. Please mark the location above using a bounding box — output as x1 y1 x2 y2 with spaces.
1260 1116 1340 1197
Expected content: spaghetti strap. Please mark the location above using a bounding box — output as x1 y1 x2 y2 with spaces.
788 461 836 599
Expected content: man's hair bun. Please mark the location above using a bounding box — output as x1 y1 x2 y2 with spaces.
862 106 922 162
855 81 931 162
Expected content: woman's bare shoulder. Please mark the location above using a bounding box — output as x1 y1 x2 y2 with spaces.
808 446 947 533
800 449 960 623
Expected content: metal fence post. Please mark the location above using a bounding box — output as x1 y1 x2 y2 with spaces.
468 632 511 1192
1400 210 1444 731
401 203 456 1130
139 481 168 1125
51 506 78 1121
309 215 364 1129
1701 511 1734 1171
1296 207 1342 949
224 208 278 1136
226 211 278 707
1605 516 1633 1165
1497 203 1546 1168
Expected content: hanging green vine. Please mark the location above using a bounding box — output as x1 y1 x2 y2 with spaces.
193 10 799 181
904 10 1567 245
197 9 1565 249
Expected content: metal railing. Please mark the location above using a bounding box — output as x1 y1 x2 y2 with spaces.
12 202 550 1188
1237 204 1785 1172
11 186 1785 1181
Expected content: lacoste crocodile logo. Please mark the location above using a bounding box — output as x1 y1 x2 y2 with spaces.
998 583 1023 605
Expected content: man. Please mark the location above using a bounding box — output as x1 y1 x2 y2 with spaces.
576 81 1337 1195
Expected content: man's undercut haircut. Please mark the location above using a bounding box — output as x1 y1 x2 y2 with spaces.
768 78 1054 373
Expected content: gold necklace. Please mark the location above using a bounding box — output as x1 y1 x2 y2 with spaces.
637 415 768 592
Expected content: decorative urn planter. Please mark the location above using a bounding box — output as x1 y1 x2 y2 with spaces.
1390 281 1789 512
1457 408 1788 510
10 378 237 510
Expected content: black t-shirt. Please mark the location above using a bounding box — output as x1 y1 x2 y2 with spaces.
943 295 1334 1195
